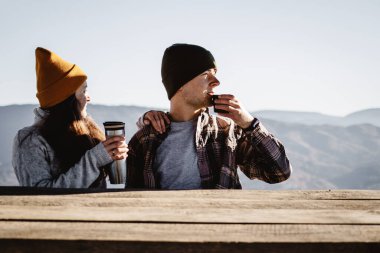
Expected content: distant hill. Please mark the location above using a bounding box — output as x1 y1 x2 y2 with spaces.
254 108 380 127
246 120 380 189
344 109 380 127
1 104 379 189
0 105 36 162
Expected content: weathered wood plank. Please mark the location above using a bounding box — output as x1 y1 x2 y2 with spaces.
81 189 379 200
0 221 379 242
1 190 379 224
1 187 379 200
1 196 379 210
0 189 379 252
1 205 379 224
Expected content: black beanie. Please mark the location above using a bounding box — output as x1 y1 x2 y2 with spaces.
161 44 217 100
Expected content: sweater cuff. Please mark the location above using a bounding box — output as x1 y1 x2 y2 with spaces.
92 142 113 167
136 111 150 129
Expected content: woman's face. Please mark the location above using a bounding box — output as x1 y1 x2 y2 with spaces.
75 81 90 117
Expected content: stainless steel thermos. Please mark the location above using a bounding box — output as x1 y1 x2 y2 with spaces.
103 121 126 184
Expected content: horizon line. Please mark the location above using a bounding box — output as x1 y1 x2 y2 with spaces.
1 103 379 118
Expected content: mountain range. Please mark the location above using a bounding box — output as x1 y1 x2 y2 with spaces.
1 104 379 189
254 109 380 127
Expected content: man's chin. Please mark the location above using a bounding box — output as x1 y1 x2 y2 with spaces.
203 102 213 108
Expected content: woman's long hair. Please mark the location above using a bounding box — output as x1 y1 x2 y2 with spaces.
40 95 105 174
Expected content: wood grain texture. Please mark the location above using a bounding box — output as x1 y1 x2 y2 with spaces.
0 221 379 242
1 190 379 224
2 195 380 210
0 188 379 253
1 205 379 224
1 187 379 200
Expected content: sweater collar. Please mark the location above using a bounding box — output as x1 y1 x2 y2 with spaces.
33 107 49 125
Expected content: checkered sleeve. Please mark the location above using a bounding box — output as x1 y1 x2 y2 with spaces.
237 121 292 183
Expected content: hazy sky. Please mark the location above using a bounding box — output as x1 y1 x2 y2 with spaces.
0 0 379 116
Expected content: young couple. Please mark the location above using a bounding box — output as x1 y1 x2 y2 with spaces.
13 44 292 189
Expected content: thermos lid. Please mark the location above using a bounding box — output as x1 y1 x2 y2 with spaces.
103 121 125 130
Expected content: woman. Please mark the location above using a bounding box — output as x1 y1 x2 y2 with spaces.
12 47 128 188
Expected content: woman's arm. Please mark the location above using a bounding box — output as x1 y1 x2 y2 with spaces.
136 110 170 134
12 130 123 188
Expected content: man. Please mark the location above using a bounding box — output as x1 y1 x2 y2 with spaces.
127 43 291 189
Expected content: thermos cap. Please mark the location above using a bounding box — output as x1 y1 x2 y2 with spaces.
103 121 125 130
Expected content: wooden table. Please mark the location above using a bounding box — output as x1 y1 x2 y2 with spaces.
0 187 379 252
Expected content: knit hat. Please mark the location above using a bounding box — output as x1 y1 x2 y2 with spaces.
161 44 216 100
35 47 87 109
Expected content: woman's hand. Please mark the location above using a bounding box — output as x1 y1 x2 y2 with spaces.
102 136 128 160
142 110 171 134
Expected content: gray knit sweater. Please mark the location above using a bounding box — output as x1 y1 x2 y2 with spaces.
12 108 113 188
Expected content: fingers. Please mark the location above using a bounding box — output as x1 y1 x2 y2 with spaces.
214 95 241 113
159 112 171 131
214 94 254 128
214 94 238 105
217 94 235 100
102 136 128 160
112 153 128 160
215 98 240 108
213 94 242 118
110 146 129 160
214 104 240 114
163 113 171 124
215 104 242 123
144 111 170 134
105 141 127 152
150 113 163 133
153 113 165 134
103 136 125 146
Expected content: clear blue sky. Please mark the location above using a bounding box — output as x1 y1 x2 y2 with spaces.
0 0 379 116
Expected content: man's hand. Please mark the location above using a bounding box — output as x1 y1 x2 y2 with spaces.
213 94 254 129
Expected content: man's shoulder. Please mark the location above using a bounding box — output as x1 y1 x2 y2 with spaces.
129 125 161 144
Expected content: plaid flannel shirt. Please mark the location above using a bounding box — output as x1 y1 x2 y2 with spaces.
127 110 291 189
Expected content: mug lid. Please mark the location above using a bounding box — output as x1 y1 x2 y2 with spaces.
103 121 125 129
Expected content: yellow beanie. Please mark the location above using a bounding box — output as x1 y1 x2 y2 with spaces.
35 47 87 109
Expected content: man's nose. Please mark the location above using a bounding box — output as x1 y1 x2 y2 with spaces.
210 77 220 87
